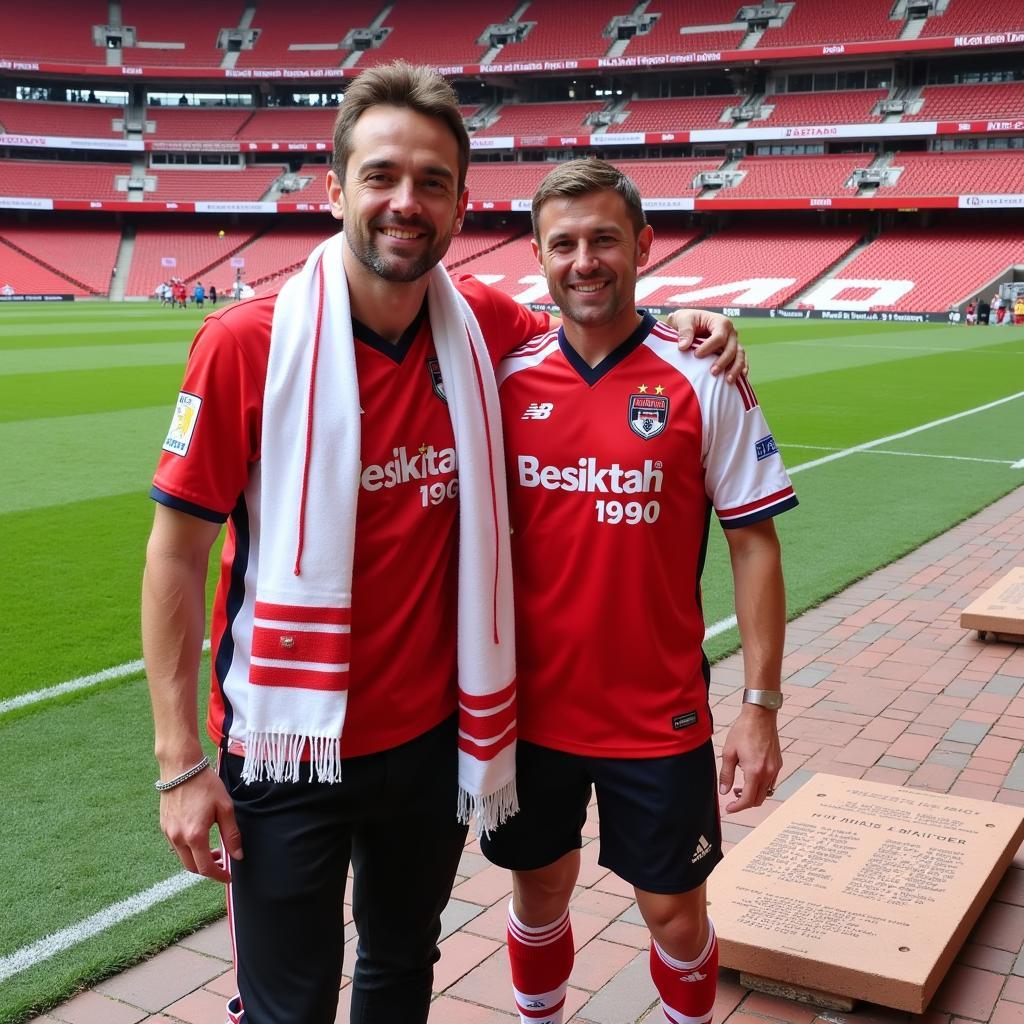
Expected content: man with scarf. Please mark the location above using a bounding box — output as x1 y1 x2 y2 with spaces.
142 62 745 1024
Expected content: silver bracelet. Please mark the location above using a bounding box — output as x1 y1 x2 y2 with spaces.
155 755 211 792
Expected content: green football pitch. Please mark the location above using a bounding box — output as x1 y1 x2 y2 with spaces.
1 300 1022 1023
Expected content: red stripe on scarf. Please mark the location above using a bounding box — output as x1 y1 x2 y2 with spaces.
458 726 516 761
459 677 516 711
250 663 349 691
252 625 350 665
459 699 516 740
254 601 351 626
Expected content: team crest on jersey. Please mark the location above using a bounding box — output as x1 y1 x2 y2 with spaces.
628 393 669 440
162 391 202 457
426 357 446 403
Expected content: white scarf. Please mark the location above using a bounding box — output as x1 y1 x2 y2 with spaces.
243 231 518 833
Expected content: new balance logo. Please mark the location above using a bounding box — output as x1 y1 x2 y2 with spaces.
522 402 554 420
691 835 712 864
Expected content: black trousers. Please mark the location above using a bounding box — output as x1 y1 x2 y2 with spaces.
221 716 468 1024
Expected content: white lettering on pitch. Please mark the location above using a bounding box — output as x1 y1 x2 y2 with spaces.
803 278 916 311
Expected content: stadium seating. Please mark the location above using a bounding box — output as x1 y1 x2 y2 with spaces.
0 160 130 200
618 96 738 132
879 151 1023 197
289 163 331 201
119 0 243 67
905 83 1024 122
474 102 607 138
919 0 1024 37
236 0 373 68
366 2 490 66
0 221 120 294
125 222 266 297
443 223 530 267
617 0 747 55
235 106 336 141
0 0 105 63
0 99 123 137
758 0 903 46
756 90 886 125
492 0 631 60
825 227 1023 311
639 225 864 307
146 106 256 141
0 239 91 295
148 166 285 201
723 155 868 198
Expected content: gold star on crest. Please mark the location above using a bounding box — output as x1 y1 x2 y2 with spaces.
654 385 665 395
637 384 648 393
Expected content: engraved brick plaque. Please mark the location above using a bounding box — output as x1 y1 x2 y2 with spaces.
961 567 1024 640
707 774 1024 1012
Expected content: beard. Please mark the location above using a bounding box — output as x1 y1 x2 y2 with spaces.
345 215 452 283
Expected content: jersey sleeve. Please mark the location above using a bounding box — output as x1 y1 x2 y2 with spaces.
453 273 551 365
703 373 798 529
150 317 262 522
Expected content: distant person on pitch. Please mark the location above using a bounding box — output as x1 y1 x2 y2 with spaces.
194 281 205 308
209 284 217 306
482 159 796 1024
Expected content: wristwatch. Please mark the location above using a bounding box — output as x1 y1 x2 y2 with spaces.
742 688 784 710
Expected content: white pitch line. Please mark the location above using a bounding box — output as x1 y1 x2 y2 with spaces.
0 640 211 717
0 873 202 985
783 444 1019 467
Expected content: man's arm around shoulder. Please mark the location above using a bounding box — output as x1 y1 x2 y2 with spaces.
142 504 242 883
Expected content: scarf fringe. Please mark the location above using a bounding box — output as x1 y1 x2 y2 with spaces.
241 732 343 784
458 778 520 838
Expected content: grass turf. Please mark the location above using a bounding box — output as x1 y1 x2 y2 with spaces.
1 301 1022 1021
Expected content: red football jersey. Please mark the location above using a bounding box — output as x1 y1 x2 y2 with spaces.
498 312 797 758
151 275 547 759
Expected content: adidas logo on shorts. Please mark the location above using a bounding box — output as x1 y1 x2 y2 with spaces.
691 834 712 864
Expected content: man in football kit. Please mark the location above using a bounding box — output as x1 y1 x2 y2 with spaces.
142 65 745 1024
482 158 797 1024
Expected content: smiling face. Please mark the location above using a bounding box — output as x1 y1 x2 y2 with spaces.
327 104 467 284
533 188 653 333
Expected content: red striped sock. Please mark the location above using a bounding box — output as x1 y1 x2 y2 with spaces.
507 902 574 1024
649 921 718 1024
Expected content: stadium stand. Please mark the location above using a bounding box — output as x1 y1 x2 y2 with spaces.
879 151 1023 197
0 0 104 63
235 0 379 68
620 0 747 55
723 154 868 198
148 166 285 201
905 82 1024 122
920 0 1024 37
618 96 738 131
0 221 120 294
125 222 266 297
756 90 886 125
444 223 529 267
146 106 255 141
639 225 865 307
0 99 123 137
120 0 244 67
199 221 335 296
0 160 130 201
758 0 903 46
473 101 608 137
291 163 331 201
367 1 490 66
236 107 336 141
0 239 92 295
491 0 628 60
824 227 1024 311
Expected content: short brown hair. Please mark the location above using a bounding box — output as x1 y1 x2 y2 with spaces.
332 61 470 193
532 158 646 240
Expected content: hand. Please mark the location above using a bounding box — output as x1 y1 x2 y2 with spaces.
719 706 782 813
665 309 747 382
160 769 243 884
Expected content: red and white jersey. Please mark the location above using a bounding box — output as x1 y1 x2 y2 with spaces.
498 311 797 758
151 275 547 759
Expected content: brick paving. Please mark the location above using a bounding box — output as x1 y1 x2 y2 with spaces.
29 485 1024 1024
